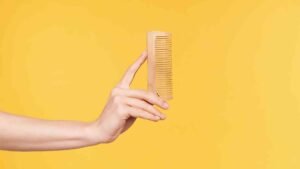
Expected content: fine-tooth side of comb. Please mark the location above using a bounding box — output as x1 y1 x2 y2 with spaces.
147 31 173 100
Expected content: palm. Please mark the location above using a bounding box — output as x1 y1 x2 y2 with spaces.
122 117 136 133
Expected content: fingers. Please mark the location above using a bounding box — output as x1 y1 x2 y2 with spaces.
119 89 169 109
118 51 147 88
125 98 166 119
127 107 160 122
110 88 168 123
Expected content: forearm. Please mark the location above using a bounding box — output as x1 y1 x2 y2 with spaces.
0 112 100 151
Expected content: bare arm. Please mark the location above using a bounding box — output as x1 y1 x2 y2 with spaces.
0 52 168 151
0 112 96 151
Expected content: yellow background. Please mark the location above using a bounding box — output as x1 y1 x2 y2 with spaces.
1 0 300 168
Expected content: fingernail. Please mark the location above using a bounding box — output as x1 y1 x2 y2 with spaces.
163 102 169 109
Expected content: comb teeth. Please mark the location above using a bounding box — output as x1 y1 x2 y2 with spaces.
147 31 173 100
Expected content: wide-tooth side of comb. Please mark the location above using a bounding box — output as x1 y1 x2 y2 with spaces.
147 31 173 100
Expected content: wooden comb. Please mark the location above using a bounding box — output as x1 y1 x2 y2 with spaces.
147 31 173 100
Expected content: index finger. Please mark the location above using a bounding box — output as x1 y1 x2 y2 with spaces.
118 51 147 88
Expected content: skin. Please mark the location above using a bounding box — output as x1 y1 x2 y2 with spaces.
0 51 168 151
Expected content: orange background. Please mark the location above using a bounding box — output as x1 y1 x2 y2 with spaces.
1 0 300 168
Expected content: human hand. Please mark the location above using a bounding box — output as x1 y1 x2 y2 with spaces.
89 52 169 144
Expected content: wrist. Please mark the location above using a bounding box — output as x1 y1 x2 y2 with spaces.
83 121 104 146
86 120 109 145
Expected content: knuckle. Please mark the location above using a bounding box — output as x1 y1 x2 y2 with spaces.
111 88 121 96
159 99 165 106
127 67 135 75
112 95 122 103
116 105 126 115
146 91 156 100
147 91 155 96
150 115 158 121
148 92 162 104
146 105 154 111
153 109 161 115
